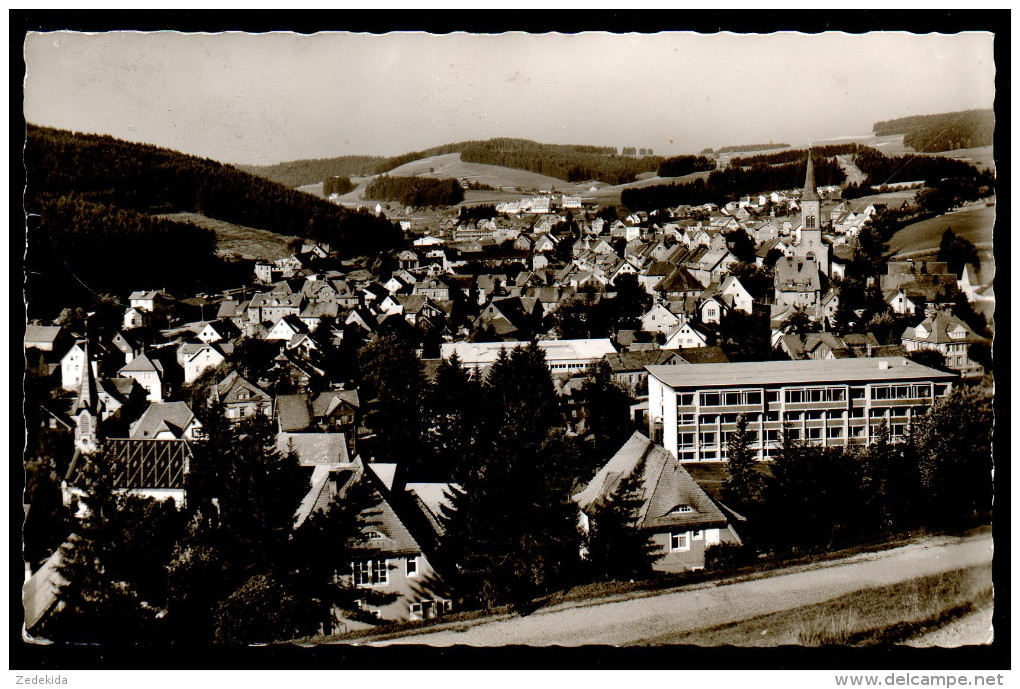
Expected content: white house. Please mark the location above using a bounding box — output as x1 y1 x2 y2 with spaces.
60 341 88 392
178 343 226 384
663 320 711 350
719 275 754 314
640 303 682 336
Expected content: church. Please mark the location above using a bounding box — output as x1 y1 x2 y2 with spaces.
774 150 832 310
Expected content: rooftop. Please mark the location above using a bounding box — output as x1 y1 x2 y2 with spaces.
440 338 616 366
647 357 956 389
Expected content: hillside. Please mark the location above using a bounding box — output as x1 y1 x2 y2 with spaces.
873 109 994 152
248 137 662 189
23 125 401 313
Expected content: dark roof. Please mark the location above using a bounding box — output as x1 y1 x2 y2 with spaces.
129 402 197 439
605 350 679 373
276 393 312 431
277 432 351 466
673 346 730 364
655 266 703 293
575 432 729 531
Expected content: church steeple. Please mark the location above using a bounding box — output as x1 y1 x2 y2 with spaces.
802 149 820 202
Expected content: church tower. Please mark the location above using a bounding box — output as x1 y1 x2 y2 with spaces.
798 149 829 276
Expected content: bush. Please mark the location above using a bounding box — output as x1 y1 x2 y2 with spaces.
705 542 753 571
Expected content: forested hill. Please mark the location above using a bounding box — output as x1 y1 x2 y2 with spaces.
240 155 386 188
245 138 661 188
873 109 994 152
24 125 401 314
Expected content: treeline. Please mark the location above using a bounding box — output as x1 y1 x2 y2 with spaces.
460 139 662 185
25 194 221 316
239 155 384 188
724 386 993 558
25 125 402 255
365 175 465 207
621 158 845 211
873 109 994 152
323 175 355 196
853 147 988 187
729 143 864 168
716 142 791 154
621 147 654 156
656 155 717 177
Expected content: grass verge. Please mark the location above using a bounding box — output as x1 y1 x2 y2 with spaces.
650 563 992 647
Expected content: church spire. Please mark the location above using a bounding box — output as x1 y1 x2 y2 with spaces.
802 148 820 202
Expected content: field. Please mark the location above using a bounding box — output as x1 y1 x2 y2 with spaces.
886 202 995 260
156 211 298 262
662 564 992 647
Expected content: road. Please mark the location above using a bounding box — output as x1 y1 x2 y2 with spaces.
365 533 992 647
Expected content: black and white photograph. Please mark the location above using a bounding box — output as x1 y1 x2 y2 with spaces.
17 13 1005 676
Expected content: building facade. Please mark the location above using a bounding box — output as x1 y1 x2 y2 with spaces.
647 358 957 462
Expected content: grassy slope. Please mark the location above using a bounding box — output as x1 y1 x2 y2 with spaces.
156 211 298 262
650 564 992 647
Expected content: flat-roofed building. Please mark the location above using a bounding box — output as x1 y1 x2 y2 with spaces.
647 357 957 462
440 339 617 374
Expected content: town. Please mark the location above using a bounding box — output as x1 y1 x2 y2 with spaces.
22 128 996 646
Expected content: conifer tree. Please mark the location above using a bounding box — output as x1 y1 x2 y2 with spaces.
584 453 658 581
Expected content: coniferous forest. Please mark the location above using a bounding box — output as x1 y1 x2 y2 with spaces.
873 109 994 152
364 175 465 207
24 126 403 313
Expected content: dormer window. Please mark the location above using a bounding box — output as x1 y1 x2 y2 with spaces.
671 505 693 514
365 530 385 541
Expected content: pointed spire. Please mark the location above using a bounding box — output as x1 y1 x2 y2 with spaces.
802 149 820 202
72 340 98 415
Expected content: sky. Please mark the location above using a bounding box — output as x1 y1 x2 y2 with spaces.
23 31 996 166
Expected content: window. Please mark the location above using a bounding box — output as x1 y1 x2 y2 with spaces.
807 427 822 439
353 559 389 587
692 530 704 540
366 530 385 541
353 560 372 586
406 557 418 578
699 431 716 446
672 505 693 514
827 427 844 439
679 393 695 406
678 433 696 449
806 215 816 229
410 602 423 620
678 413 695 425
766 391 779 403
700 392 721 407
443 600 453 613
670 532 690 551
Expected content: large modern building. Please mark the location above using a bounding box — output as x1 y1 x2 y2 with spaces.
440 338 616 373
647 357 957 462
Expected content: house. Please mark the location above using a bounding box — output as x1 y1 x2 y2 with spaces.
396 249 421 272
196 319 239 344
63 437 194 505
128 290 167 312
122 307 147 330
646 357 957 461
655 266 703 300
574 432 741 573
414 277 451 301
957 264 981 301
210 371 273 422
117 351 166 403
774 257 823 308
302 464 454 624
249 292 304 325
698 294 729 325
311 389 361 435
24 325 64 353
605 350 681 394
780 332 881 361
129 401 202 440
265 314 309 342
640 303 682 336
177 342 226 384
60 340 89 392
719 275 754 314
901 309 990 378
276 393 313 432
298 301 340 332
662 320 711 350
277 431 352 467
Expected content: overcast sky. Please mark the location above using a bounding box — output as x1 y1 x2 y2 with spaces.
24 31 995 166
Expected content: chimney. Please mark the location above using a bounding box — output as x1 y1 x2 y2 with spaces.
878 360 890 370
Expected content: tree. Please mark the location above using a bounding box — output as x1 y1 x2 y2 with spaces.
584 453 658 581
425 354 484 482
723 414 767 515
440 343 583 610
723 229 756 263
912 387 993 529
358 333 429 477
937 228 980 276
578 361 635 465
50 450 168 643
781 308 821 336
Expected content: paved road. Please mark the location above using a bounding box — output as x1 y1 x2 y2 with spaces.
368 533 992 647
